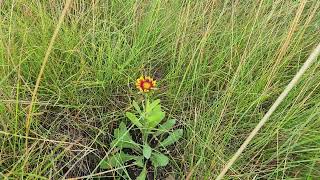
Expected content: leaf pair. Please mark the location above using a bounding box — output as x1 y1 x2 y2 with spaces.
127 99 165 129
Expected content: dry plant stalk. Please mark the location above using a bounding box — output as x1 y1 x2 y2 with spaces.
24 0 73 153
216 43 320 179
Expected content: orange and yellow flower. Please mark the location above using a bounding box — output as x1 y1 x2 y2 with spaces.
136 76 156 92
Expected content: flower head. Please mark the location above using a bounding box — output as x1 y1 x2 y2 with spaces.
136 76 156 92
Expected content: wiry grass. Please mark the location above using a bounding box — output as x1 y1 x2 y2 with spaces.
0 0 320 179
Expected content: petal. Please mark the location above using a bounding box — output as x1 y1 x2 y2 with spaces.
137 76 144 82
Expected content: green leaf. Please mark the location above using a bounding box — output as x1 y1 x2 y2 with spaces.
126 112 142 127
146 105 165 128
150 152 169 167
100 151 137 169
111 122 139 150
160 129 183 147
135 156 144 168
143 143 152 159
146 99 161 113
145 99 151 112
148 99 161 111
155 119 176 136
132 100 142 114
136 165 147 180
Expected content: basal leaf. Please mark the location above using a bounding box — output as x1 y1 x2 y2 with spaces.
160 129 183 147
112 122 139 150
150 152 169 167
100 151 137 169
135 156 144 168
143 143 152 159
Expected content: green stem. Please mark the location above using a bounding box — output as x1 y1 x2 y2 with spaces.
142 94 150 144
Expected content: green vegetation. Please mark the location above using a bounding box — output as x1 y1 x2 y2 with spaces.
0 0 320 179
100 99 183 179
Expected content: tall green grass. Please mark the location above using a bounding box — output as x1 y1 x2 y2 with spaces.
0 0 320 179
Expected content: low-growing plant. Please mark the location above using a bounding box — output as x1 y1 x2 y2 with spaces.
100 76 183 179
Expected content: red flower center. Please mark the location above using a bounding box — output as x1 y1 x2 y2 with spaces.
140 81 152 89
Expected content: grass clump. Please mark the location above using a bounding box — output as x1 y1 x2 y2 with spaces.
1 0 320 179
